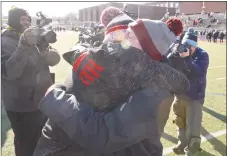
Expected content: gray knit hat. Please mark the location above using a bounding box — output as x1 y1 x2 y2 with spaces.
127 19 178 60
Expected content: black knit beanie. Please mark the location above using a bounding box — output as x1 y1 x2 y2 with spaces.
8 7 31 32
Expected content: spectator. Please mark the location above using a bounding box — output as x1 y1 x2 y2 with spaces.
198 18 203 25
193 20 196 26
161 11 170 22
212 30 219 43
1 7 60 156
207 31 212 42
219 31 225 43
216 19 219 25
194 30 198 36
206 24 211 28
203 31 206 40
200 31 203 40
208 12 211 18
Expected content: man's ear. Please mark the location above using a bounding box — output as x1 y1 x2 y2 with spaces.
62 51 76 66
91 48 105 59
63 44 90 66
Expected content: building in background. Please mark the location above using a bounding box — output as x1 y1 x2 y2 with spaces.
78 2 176 22
78 2 226 22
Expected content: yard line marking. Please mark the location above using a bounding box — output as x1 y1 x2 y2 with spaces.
209 66 226 69
206 92 226 96
216 77 226 80
163 129 226 155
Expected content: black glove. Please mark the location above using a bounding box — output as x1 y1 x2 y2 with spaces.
167 53 187 73
45 84 66 96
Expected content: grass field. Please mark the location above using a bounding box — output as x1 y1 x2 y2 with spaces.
1 31 226 156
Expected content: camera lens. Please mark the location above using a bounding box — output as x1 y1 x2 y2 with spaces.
43 31 57 43
177 44 187 53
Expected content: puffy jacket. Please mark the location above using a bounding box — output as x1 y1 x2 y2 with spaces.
183 47 209 101
1 29 60 112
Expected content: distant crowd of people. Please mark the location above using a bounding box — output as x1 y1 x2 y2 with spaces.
199 29 226 43
177 11 225 29
53 26 66 32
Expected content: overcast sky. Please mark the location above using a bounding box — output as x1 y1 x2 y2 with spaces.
2 2 106 17
2 1 148 17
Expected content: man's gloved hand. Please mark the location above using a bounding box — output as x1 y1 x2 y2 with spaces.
19 27 39 46
45 84 66 96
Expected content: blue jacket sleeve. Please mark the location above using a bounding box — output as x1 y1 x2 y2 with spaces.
39 87 160 154
183 51 209 77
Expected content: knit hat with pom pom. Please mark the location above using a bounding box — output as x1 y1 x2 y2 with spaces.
100 6 134 29
124 17 183 61
100 6 134 44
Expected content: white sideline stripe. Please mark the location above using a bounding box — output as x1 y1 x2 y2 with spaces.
216 77 226 80
209 66 226 69
163 129 226 155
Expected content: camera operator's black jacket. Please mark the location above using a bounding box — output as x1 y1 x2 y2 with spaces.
1 29 60 112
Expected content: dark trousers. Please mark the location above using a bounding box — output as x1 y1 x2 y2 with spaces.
6 110 47 156
207 37 211 42
213 38 217 43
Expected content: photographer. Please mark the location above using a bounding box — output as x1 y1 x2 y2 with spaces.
170 29 209 156
1 7 60 156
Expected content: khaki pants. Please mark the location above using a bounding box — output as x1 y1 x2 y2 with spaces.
157 94 174 137
172 95 204 150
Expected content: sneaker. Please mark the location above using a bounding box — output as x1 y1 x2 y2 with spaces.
184 147 202 156
172 143 186 155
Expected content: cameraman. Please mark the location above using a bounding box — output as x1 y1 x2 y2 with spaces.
1 7 60 156
171 29 209 155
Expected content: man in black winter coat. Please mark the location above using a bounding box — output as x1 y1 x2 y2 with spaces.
1 7 60 156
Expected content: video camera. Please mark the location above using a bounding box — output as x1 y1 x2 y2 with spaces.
36 12 57 46
166 40 191 59
36 12 57 83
